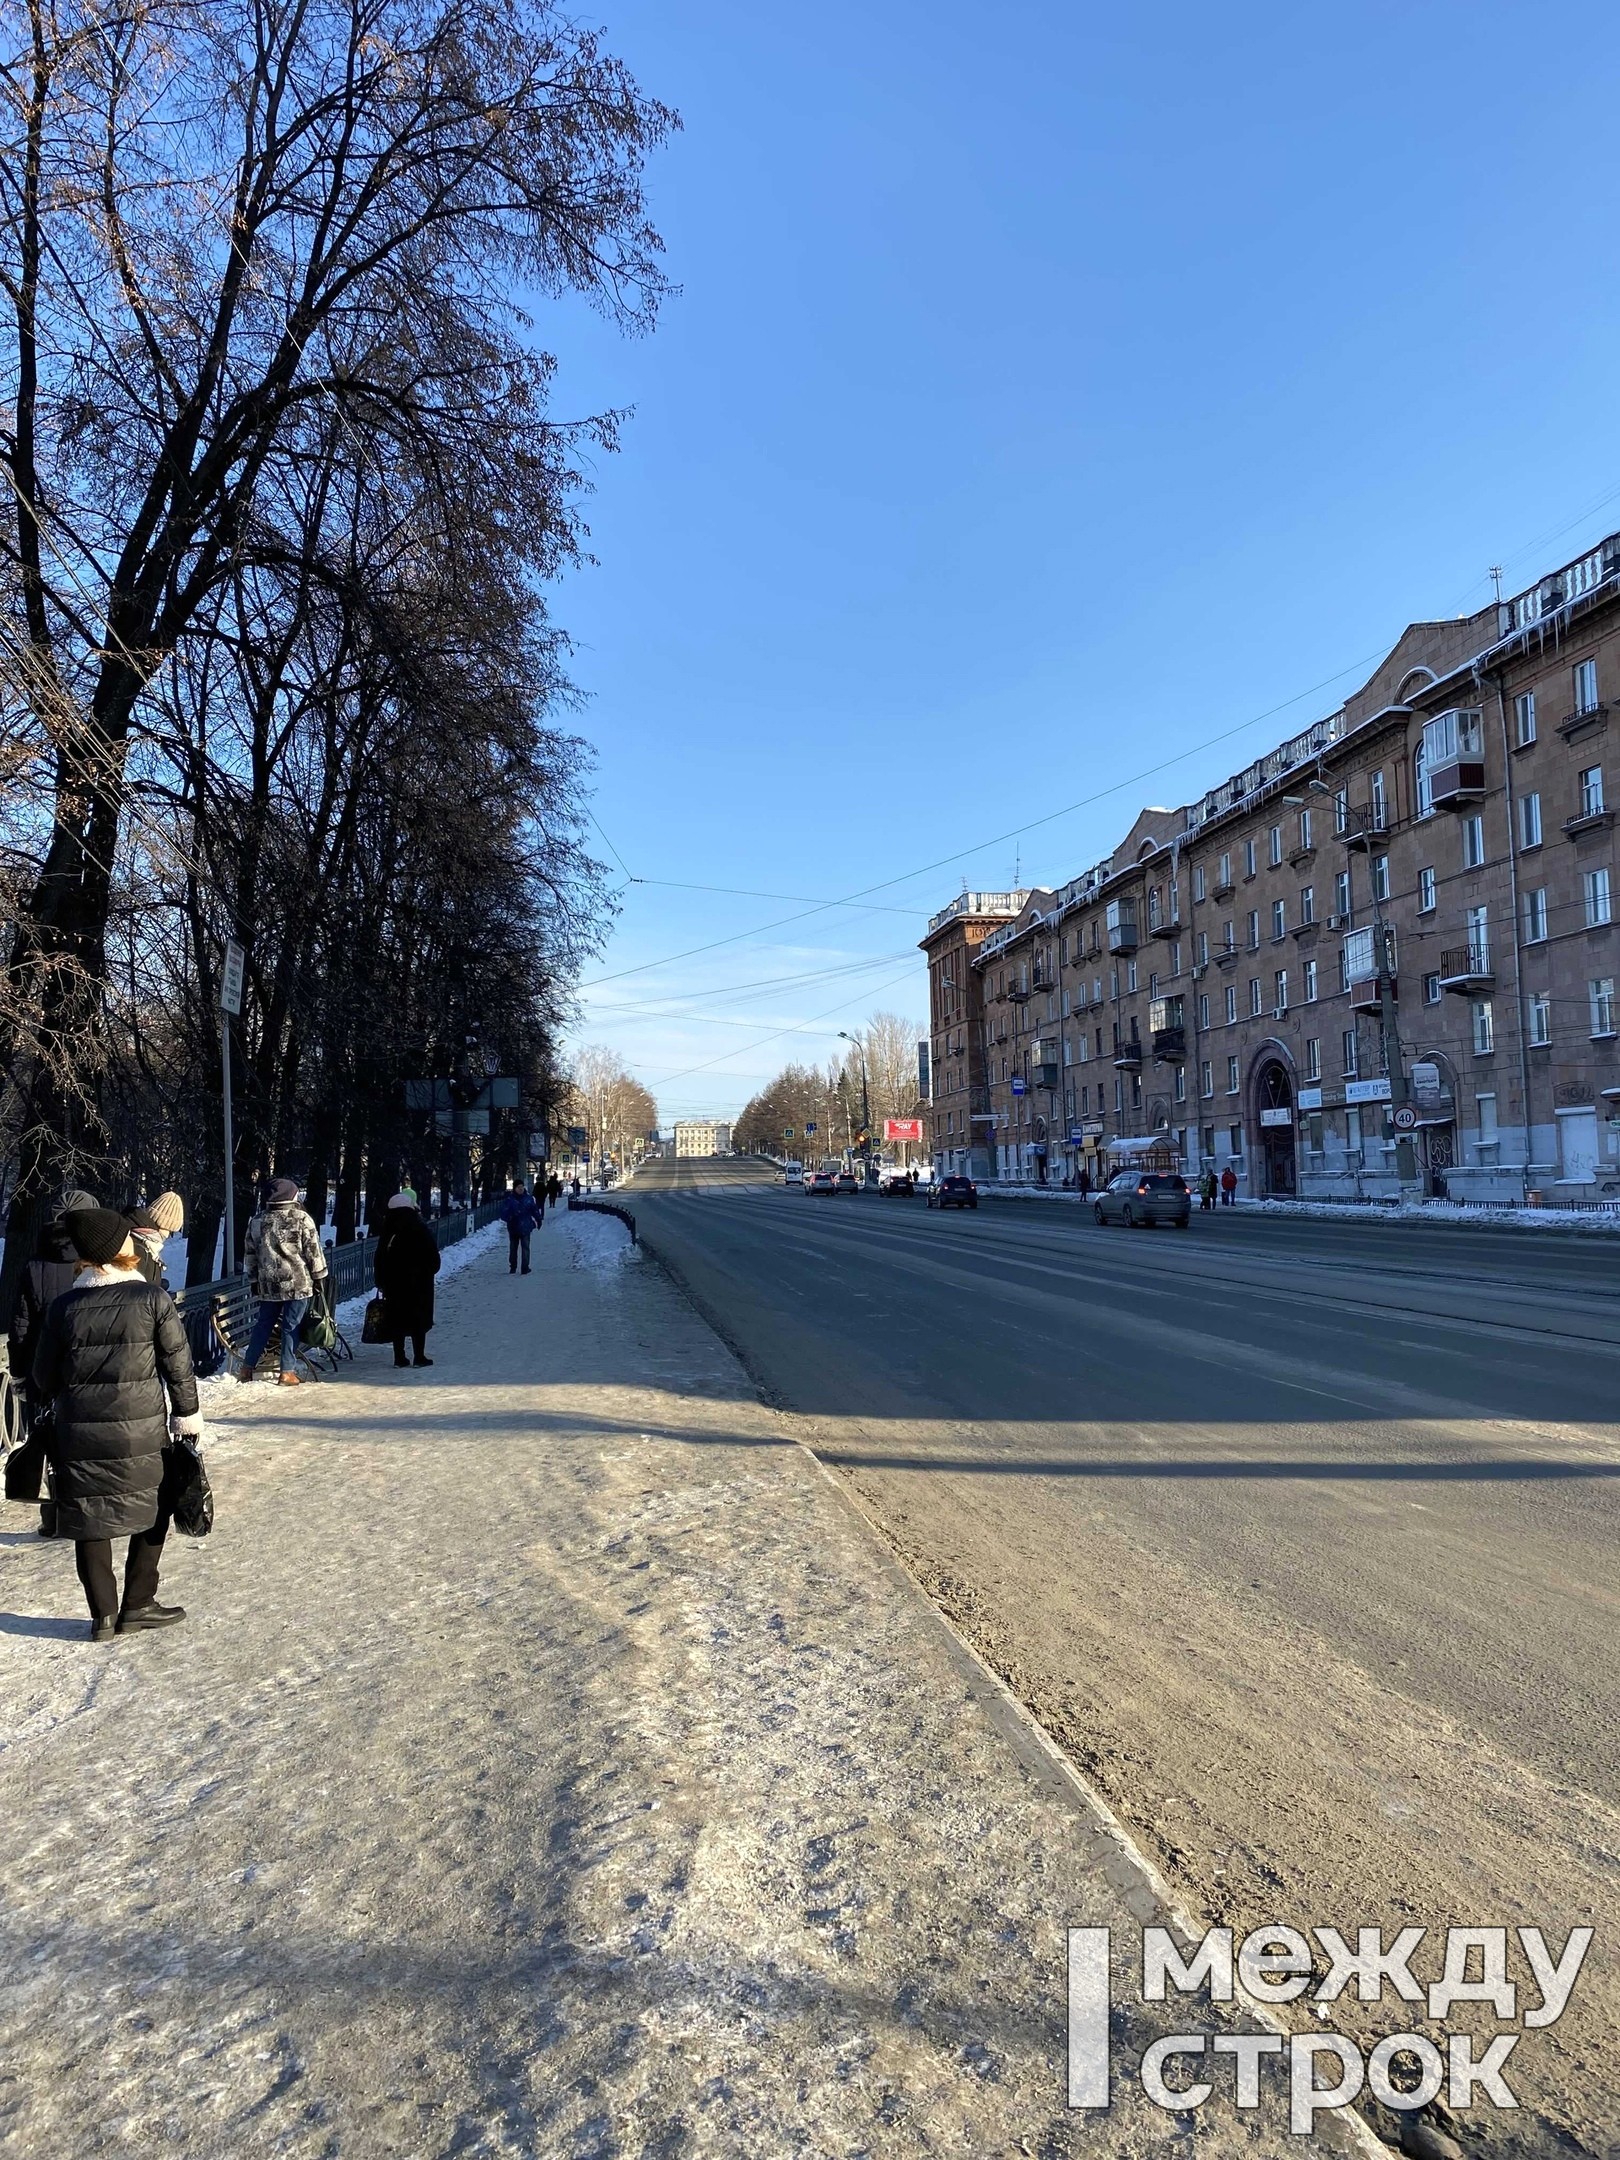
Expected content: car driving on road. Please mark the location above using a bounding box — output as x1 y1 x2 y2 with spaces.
927 1175 978 1210
807 1171 836 1195
834 1171 860 1194
1093 1170 1191 1229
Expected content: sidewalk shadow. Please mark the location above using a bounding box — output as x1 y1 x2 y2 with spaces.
0 1613 83 1640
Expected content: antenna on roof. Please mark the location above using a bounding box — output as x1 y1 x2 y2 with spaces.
1489 566 1503 604
1013 845 1021 888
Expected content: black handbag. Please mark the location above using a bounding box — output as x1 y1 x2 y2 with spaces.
3 1430 46 1504
163 1436 214 1538
360 1295 390 1345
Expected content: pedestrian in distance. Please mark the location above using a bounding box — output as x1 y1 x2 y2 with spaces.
31 1207 203 1640
1220 1165 1238 1207
498 1182 542 1274
546 1172 562 1209
239 1177 328 1386
1076 1165 1092 1199
1200 1169 1218 1212
374 1192 441 1368
569 1175 581 1198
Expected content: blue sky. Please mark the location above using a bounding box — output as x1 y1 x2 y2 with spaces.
549 0 1620 1123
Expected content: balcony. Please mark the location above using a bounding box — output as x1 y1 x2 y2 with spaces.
1347 978 1388 1015
1033 1040 1061 1088
1211 876 1235 900
1342 924 1392 1014
1437 946 1494 994
1148 914 1183 942
1287 843 1316 868
1106 902 1138 954
1557 701 1608 744
1151 1026 1187 1064
1421 708 1486 810
1564 806 1616 839
1340 804 1391 851
1113 1034 1143 1070
1007 984 1031 1002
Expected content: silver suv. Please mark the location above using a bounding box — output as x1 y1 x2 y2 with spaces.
1093 1170 1191 1229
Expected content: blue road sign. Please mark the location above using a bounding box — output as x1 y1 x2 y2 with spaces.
1010 1076 1027 1096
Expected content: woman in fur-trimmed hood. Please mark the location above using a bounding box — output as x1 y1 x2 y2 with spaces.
31 1207 203 1641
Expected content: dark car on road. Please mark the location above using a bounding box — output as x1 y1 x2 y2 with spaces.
1093 1170 1191 1229
834 1171 860 1193
927 1176 978 1210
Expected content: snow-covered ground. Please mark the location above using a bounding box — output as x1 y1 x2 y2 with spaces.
0 1208 1311 2155
981 1179 1620 1233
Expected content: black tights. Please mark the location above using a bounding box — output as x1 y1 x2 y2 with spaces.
393 1332 426 1364
75 1517 168 1620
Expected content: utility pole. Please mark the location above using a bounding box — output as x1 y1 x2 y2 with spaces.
839 1031 872 1166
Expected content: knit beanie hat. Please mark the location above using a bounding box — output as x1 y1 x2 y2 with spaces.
148 1191 184 1234
58 1186 98 1215
65 1207 135 1265
266 1176 300 1205
128 1206 161 1234
387 1191 418 1209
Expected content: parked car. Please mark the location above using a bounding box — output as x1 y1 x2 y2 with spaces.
928 1176 978 1210
808 1171 837 1196
1093 1170 1191 1229
835 1171 860 1194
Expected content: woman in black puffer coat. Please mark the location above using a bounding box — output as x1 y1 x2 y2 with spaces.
373 1193 442 1368
31 1208 203 1642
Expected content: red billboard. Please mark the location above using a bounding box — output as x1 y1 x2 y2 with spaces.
883 1117 924 1142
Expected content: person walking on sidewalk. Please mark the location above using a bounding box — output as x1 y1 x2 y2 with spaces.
32 1208 202 1641
498 1183 542 1274
240 1178 328 1386
374 1192 441 1368
1219 1165 1238 1207
1200 1169 1217 1211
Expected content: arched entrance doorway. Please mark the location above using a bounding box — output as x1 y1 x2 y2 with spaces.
1255 1060 1297 1197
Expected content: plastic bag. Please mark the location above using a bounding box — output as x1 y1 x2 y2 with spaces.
163 1436 214 1538
360 1295 390 1345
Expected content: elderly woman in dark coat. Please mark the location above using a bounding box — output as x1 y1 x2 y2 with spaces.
373 1192 441 1368
31 1207 203 1641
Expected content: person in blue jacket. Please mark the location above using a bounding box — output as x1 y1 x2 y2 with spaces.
498 1183 542 1274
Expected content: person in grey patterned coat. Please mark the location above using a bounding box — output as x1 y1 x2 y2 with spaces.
239 1178 328 1385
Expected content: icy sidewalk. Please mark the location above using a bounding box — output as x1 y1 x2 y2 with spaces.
0 1211 1320 2157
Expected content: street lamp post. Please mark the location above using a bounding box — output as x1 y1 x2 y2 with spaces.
838 1031 873 1167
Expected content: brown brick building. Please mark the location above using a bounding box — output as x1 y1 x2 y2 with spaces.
921 538 1620 1202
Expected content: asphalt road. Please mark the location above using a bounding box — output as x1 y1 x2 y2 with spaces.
629 1155 1620 2158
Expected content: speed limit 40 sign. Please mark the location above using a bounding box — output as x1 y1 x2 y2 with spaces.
1392 1104 1418 1131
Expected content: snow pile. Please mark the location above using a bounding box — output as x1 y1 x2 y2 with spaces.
563 1203 638 1278
979 1179 1620 1233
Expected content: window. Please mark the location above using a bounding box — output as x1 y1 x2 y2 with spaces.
1303 958 1318 1002
1519 792 1542 849
1248 976 1263 1017
1225 984 1238 1025
1126 958 1138 992
1274 969 1288 1014
1304 1037 1321 1081
1418 866 1436 912
1345 1106 1363 1156
1514 690 1537 747
1466 902 1489 971
1226 1056 1240 1094
1169 941 1181 977
1423 972 1441 1005
1200 1059 1213 1098
1592 978 1616 1037
1094 977 1103 1004
1586 867 1612 926
1298 808 1313 851
1476 1093 1499 1154
1574 657 1599 716
1174 1066 1187 1104
1269 824 1283 867
1247 909 1260 949
1462 814 1485 869
1580 766 1605 817
1243 839 1257 879
1342 1028 1359 1078
1370 770 1387 828
1115 1076 1123 1113
1196 930 1209 966
1218 851 1232 889
1415 737 1432 819
1228 1122 1243 1158
1192 864 1206 903
1301 883 1315 924
1198 992 1210 1029
1334 869 1351 921
1528 991 1551 1046
1271 898 1287 939
1371 854 1390 902
1334 788 1349 834
1148 971 1159 997
1524 887 1548 942
1471 998 1495 1054
1222 918 1236 953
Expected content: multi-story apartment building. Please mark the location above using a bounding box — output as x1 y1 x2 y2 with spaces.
674 1120 732 1158
921 891 1029 1179
923 538 1620 1203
